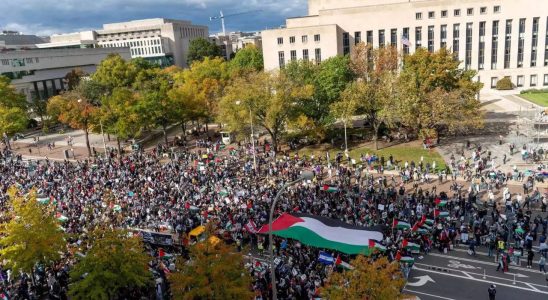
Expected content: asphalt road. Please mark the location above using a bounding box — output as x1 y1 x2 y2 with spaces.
405 248 548 300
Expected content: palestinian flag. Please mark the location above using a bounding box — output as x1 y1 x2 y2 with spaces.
258 213 383 255
435 198 448 207
417 228 429 234
411 222 421 232
421 223 432 230
37 197 50 205
425 218 435 226
244 220 258 234
368 240 387 252
434 209 449 218
335 255 354 270
56 212 68 223
402 239 420 252
321 185 339 192
392 219 411 230
395 252 415 263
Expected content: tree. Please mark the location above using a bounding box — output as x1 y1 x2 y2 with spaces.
46 88 98 157
331 86 360 152
349 44 400 150
0 188 65 277
64 68 87 91
68 229 152 300
229 45 264 74
284 57 354 143
92 54 139 92
169 235 253 300
321 256 405 300
220 71 314 152
0 75 28 147
187 38 222 66
399 47 484 139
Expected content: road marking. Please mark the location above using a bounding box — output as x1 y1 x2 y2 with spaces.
412 265 548 295
428 252 542 274
447 260 480 269
403 289 456 300
526 283 541 291
407 275 435 287
415 262 544 287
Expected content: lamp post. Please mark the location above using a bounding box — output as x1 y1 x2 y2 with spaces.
269 170 314 300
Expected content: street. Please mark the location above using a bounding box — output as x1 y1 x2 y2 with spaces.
405 246 548 300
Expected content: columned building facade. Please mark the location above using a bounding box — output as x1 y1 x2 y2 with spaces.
262 0 548 92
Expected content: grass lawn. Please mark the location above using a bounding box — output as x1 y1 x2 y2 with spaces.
292 141 447 171
519 92 548 107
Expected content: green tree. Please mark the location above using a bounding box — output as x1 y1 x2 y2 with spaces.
68 229 152 300
229 45 264 74
187 37 222 66
321 256 405 300
92 54 140 92
349 44 400 150
0 75 28 147
284 56 353 142
0 188 65 277
220 71 314 152
331 86 360 151
169 236 253 300
399 47 484 139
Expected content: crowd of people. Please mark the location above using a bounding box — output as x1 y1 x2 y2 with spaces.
0 133 547 299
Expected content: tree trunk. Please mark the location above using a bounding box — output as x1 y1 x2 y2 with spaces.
117 137 122 157
373 123 380 151
84 127 92 157
163 124 168 145
107 133 111 142
205 122 209 135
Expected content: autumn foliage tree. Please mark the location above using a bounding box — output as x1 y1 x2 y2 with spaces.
322 256 405 300
0 75 28 146
169 236 253 300
68 229 152 300
0 188 65 277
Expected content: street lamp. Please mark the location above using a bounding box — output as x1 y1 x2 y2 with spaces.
269 170 314 300
236 100 257 171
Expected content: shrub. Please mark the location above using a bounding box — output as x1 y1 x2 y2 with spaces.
520 88 548 94
496 77 514 90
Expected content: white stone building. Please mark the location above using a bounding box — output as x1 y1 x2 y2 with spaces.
38 19 208 68
262 0 548 92
0 48 131 101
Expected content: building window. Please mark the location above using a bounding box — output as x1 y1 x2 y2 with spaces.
494 6 501 13
531 75 538 87
454 9 461 17
277 37 283 45
290 50 297 61
545 17 548 66
504 19 512 69
416 12 423 20
403 27 410 54
544 74 548 86
441 10 448 18
314 34 321 42
355 31 361 45
343 32 350 55
379 29 385 47
302 35 308 43
467 8 474 16
517 75 524 87
1 59 9 65
315 48 321 64
531 17 539 67
465 23 473 69
289 36 295 44
428 26 434 52
491 77 498 88
453 24 460 58
390 29 397 47
303 49 309 61
366 30 373 45
492 20 499 69
278 51 285 68
415 26 422 49
480 7 487 14
478 22 485 70
428 11 435 19
517 18 526 68
440 25 447 48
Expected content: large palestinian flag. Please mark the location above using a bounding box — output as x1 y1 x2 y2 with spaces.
258 213 384 255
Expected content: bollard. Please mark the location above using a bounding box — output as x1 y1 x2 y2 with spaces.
483 269 486 279
513 273 516 285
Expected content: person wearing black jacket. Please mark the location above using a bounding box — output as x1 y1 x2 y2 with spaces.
488 284 496 300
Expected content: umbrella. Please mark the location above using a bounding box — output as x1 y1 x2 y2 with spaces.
515 227 525 234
